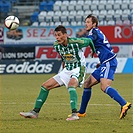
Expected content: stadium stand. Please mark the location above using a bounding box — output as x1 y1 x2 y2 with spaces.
35 0 132 26
0 0 133 26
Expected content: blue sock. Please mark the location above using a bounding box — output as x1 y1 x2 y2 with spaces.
105 86 126 106
78 88 92 114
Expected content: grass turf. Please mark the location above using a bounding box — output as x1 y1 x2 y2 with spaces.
0 74 132 133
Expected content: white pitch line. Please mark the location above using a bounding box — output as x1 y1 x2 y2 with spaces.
0 102 119 106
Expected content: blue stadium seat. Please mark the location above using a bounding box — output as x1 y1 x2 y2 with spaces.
0 1 11 13
30 11 39 23
39 1 47 11
47 1 54 11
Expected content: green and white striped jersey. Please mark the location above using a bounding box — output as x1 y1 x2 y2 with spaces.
54 37 95 70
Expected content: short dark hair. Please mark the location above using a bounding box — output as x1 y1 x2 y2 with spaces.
54 25 67 34
85 14 98 27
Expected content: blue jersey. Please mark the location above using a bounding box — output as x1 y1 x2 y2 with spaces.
86 28 116 64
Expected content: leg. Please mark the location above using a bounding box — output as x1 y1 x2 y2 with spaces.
33 77 60 113
100 78 127 106
100 59 132 119
68 77 78 113
78 74 99 115
100 78 131 119
20 77 60 118
66 78 79 121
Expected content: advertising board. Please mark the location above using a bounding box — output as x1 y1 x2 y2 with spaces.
4 26 133 44
0 60 61 74
0 45 35 60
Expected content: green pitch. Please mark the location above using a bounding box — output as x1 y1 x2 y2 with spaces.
0 74 132 133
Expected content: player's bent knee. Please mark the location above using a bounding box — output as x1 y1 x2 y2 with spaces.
84 81 91 88
100 86 107 92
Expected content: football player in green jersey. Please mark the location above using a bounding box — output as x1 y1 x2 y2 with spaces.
20 25 95 121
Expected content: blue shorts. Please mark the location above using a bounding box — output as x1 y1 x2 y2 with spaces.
92 58 118 82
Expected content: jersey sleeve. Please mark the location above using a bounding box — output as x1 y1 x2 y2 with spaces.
87 29 98 42
78 38 96 54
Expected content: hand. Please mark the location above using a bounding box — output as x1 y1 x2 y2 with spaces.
96 63 100 68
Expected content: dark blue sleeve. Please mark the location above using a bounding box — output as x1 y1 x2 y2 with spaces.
87 29 98 42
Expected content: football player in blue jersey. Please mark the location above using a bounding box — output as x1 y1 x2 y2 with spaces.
77 14 131 119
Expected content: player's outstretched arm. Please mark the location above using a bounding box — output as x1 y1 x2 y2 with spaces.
88 38 96 58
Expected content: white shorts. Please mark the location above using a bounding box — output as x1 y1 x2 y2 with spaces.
53 66 86 88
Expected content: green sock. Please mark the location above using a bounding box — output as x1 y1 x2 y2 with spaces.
33 86 49 112
68 87 78 113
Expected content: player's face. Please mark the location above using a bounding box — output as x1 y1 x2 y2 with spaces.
85 18 96 31
54 31 68 45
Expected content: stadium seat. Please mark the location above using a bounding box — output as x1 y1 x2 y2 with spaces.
32 22 39 26
129 1 133 10
90 4 97 11
47 1 54 11
107 0 115 4
69 0 77 5
99 10 107 16
62 21 70 26
53 4 60 11
45 11 54 22
77 0 84 5
113 2 121 10
99 20 106 26
114 14 121 21
70 21 77 26
98 3 105 11
75 15 83 22
40 22 48 26
38 11 47 22
30 11 39 23
100 0 107 4
55 21 62 26
115 20 123 25
77 10 84 16
92 0 99 5
106 4 113 11
60 1 69 11
1 1 11 13
115 0 122 3
106 15 113 21
60 11 69 22
107 20 115 25
123 19 131 25
53 11 61 22
115 9 123 15
68 10 76 22
98 14 106 21
107 10 115 16
39 1 47 11
76 21 82 26
53 1 61 11
121 14 129 21
83 0 91 11
93 10 99 16
49 21 54 26
75 1 84 11
84 0 92 5
68 4 75 11
121 2 129 11
123 9 131 15
98 0 107 11
68 1 76 11
83 10 92 20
